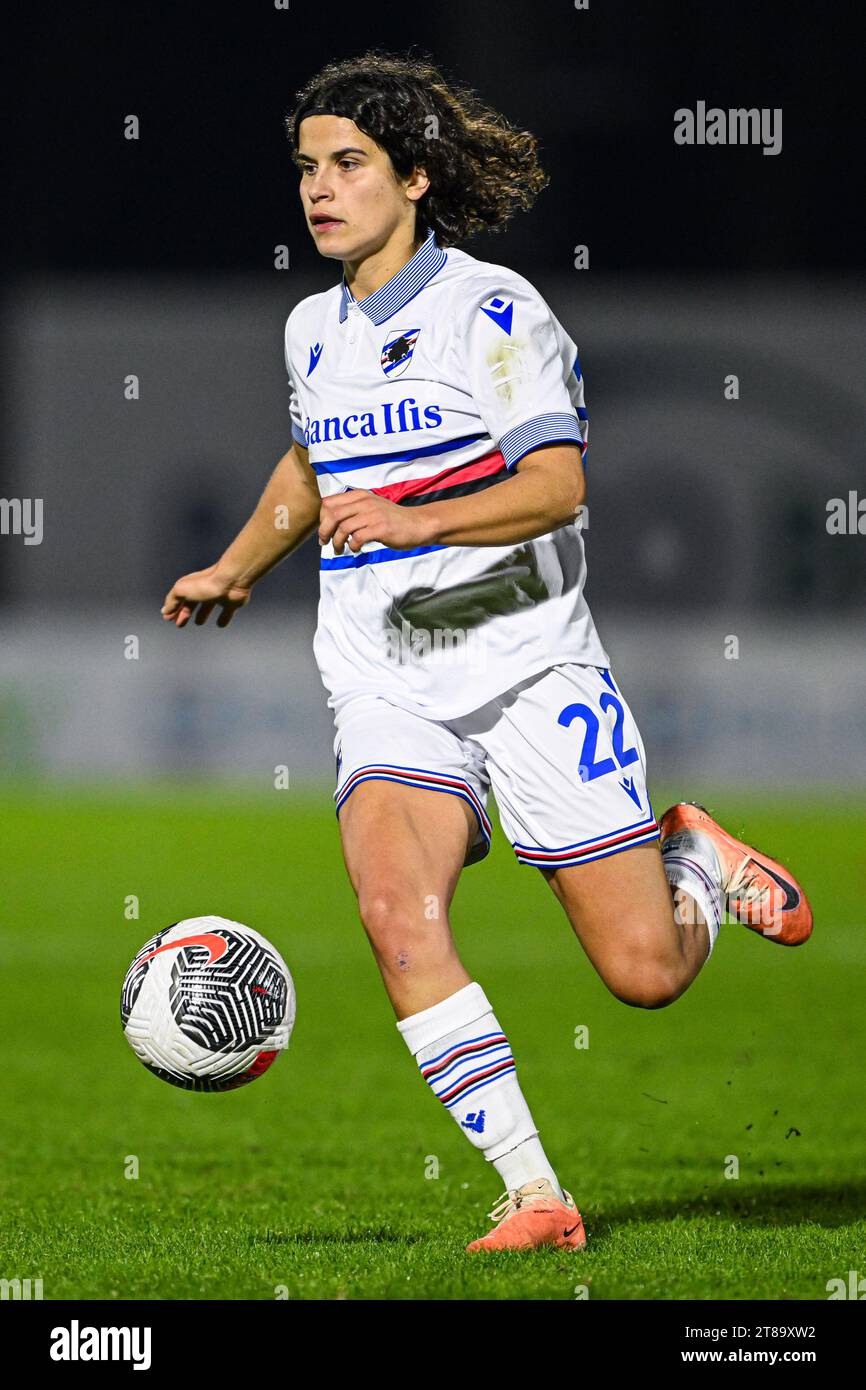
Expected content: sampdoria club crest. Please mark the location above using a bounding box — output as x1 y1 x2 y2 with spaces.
380 328 421 378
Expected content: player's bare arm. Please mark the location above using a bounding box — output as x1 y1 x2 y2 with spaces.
318 442 586 554
161 439 319 627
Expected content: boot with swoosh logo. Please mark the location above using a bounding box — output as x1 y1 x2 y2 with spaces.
659 802 813 946
466 1178 587 1253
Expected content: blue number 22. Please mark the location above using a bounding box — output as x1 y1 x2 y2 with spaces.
558 693 638 783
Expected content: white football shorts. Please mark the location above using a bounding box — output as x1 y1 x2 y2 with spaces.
331 663 660 870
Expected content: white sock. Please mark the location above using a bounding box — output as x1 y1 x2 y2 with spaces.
661 828 724 959
397 982 565 1199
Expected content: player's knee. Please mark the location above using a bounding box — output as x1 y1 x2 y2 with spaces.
606 960 682 1010
358 889 428 956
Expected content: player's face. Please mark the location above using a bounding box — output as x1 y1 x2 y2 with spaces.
295 114 425 261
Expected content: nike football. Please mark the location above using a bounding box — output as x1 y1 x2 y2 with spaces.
121 916 295 1091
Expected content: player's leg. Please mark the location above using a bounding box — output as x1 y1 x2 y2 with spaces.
331 698 491 1019
457 663 811 1012
545 800 814 1004
336 776 474 1018
540 840 711 1009
450 663 722 1011
332 700 585 1249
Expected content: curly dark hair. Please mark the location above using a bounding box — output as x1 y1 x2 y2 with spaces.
285 48 549 246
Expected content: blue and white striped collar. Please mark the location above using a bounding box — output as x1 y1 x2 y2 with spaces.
338 227 447 325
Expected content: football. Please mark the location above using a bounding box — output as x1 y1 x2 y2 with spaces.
121 915 295 1091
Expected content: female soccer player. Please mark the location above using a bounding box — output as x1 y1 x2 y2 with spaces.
162 51 813 1253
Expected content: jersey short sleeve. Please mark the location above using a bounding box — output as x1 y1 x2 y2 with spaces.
284 317 307 450
456 278 586 469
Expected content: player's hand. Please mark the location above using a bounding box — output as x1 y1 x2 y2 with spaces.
161 564 252 628
318 489 430 554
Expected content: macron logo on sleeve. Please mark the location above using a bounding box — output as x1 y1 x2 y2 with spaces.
480 296 514 336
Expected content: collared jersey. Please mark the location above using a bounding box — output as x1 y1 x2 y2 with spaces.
284 227 609 721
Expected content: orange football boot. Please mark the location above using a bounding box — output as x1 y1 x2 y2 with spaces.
466 1178 587 1253
659 802 813 946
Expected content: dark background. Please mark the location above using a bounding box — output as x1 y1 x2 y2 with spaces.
5 0 863 275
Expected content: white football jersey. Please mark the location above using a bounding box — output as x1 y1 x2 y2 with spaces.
284 227 609 720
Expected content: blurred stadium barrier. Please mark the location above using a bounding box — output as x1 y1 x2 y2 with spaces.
1 273 864 784
1 610 864 785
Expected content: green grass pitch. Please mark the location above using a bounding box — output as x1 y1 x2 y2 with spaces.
0 784 864 1300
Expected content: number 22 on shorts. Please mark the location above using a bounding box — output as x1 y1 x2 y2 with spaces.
557 690 639 784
